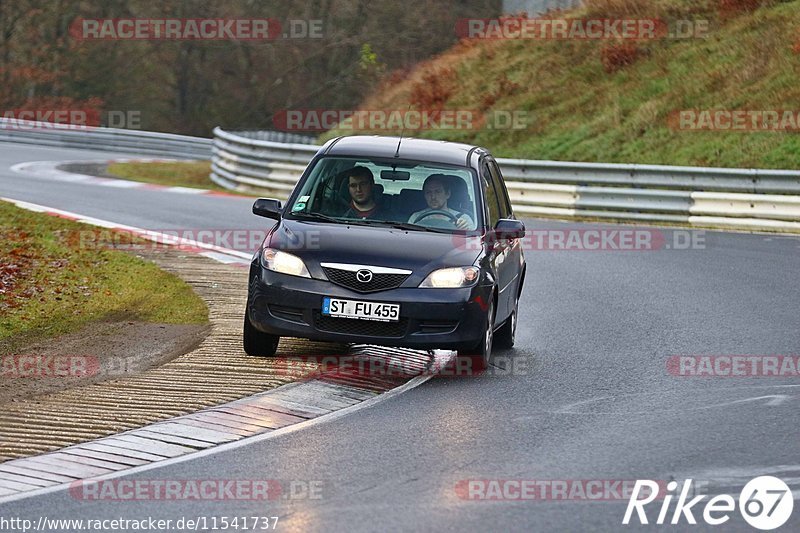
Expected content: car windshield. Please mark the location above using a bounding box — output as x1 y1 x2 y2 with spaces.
286 156 481 232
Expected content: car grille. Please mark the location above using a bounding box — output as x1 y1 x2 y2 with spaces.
313 312 408 338
322 266 410 293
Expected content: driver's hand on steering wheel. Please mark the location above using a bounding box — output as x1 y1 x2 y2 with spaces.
455 215 470 229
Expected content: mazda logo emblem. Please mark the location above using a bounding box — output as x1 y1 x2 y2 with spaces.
356 269 373 283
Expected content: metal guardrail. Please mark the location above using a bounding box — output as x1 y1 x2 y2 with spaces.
503 0 583 17
2 119 797 233
232 130 318 145
210 127 318 195
211 128 800 233
0 118 211 159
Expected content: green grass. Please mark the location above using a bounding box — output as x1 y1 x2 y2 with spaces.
324 0 800 169
0 201 208 354
106 161 233 192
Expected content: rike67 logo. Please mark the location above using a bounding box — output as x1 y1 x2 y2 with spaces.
623 476 793 530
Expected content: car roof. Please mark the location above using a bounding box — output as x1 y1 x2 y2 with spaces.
322 135 488 167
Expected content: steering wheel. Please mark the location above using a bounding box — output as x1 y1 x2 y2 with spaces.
415 209 460 225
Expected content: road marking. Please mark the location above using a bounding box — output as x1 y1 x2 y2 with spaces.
545 385 800 415
666 465 800 501
698 394 793 408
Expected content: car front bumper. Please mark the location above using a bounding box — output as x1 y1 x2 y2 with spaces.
247 265 493 351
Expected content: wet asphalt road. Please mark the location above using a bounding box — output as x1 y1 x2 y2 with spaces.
1 142 799 532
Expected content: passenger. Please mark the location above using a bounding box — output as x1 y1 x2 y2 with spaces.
341 166 389 220
408 175 474 229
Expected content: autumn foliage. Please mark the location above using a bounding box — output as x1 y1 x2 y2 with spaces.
600 42 641 73
718 0 764 16
409 67 457 110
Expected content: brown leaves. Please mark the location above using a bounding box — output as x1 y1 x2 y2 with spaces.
718 0 764 17
600 42 641 73
1 235 34 298
1 229 72 307
0 263 23 295
583 0 653 19
409 67 457 111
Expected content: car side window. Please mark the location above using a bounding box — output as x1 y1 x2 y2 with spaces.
488 159 512 219
481 161 500 228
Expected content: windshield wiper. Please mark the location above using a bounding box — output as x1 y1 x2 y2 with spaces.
292 212 382 228
291 212 348 224
351 219 451 233
293 213 450 233
385 222 451 233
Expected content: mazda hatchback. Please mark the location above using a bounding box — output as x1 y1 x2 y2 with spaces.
244 135 526 367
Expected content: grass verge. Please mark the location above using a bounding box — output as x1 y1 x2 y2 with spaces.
105 160 231 191
0 200 208 354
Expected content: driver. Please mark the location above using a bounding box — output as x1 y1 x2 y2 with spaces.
408 175 473 229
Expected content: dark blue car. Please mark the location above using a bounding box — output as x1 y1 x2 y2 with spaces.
244 135 526 367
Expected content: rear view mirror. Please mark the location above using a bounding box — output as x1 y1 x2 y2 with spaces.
493 219 525 240
380 170 411 181
253 198 283 220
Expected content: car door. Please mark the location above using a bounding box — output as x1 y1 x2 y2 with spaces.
486 157 522 322
480 158 512 322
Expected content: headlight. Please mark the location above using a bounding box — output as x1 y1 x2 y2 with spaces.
419 266 479 288
261 248 310 278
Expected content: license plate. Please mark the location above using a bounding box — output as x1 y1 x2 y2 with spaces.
322 297 400 322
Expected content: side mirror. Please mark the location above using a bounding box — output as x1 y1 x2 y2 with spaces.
253 198 283 220
493 219 525 240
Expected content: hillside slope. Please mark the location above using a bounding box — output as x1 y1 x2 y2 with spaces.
325 0 800 169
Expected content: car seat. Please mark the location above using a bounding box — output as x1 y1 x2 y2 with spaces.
396 189 427 220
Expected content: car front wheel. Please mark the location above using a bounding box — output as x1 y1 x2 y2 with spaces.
243 312 280 357
494 298 517 349
457 298 494 372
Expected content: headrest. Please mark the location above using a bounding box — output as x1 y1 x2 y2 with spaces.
428 173 472 217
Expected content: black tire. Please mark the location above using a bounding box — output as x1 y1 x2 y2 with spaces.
243 312 279 357
457 298 494 372
494 298 517 349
